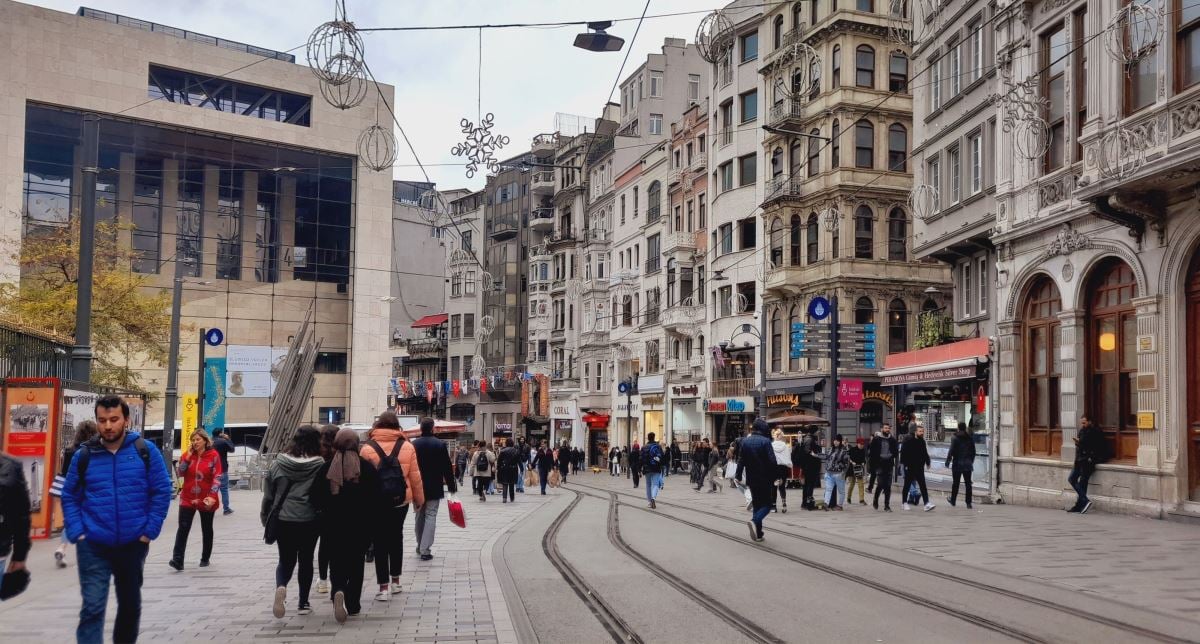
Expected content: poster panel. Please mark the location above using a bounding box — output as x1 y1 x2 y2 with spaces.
3 379 60 539
203 357 227 430
226 345 288 398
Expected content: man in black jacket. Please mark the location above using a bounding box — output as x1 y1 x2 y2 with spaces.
900 424 934 511
0 453 31 597
869 424 899 511
945 422 976 509
1068 416 1106 514
410 418 457 561
212 431 236 515
735 419 776 542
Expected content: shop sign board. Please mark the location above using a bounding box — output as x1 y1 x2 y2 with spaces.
837 380 863 410
1136 412 1155 430
641 394 664 406
703 397 754 413
881 365 976 386
672 384 699 397
862 390 894 407
551 401 577 419
767 394 801 407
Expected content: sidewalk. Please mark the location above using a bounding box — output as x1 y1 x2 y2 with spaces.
0 486 551 643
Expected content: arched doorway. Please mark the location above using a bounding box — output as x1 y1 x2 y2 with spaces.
1187 250 1200 499
1085 259 1138 463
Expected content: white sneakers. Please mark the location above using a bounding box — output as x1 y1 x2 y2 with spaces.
272 586 287 618
333 591 348 624
374 590 390 602
902 503 912 510
924 502 936 512
316 579 329 595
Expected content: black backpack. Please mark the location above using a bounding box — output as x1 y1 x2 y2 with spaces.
367 440 407 507
476 450 490 472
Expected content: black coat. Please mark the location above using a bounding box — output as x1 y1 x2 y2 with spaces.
1075 425 1108 471
900 435 931 470
497 446 521 485
533 448 554 475
0 454 31 561
867 434 899 470
735 432 778 508
628 448 642 472
310 457 378 548
945 432 976 471
411 434 457 501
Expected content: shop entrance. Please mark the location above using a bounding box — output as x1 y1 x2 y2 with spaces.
588 429 609 468
1187 249 1200 500
857 401 883 439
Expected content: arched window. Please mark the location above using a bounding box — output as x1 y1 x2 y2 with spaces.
1023 276 1062 456
769 218 784 267
697 334 705 355
808 128 821 177
806 213 819 264
774 15 784 49
831 120 841 168
771 147 783 177
788 305 801 371
831 45 841 89
771 307 782 372
888 123 907 172
856 45 875 88
673 339 681 359
888 299 908 354
789 214 803 266
793 2 804 31
855 120 874 168
808 56 821 100
887 207 907 261
647 180 661 218
855 297 875 325
810 0 818 25
1087 259 1139 461
666 258 677 306
855 205 873 259
790 138 805 175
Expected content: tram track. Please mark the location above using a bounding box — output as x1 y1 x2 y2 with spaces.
571 480 1198 644
541 490 644 644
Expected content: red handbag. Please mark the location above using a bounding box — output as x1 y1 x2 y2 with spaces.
447 495 466 529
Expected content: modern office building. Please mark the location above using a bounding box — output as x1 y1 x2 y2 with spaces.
441 189 486 434
1 3 395 425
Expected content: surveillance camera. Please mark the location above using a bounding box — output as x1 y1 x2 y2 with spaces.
719 341 729 350
753 310 761 320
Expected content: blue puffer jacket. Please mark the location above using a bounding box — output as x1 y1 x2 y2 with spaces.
61 432 173 546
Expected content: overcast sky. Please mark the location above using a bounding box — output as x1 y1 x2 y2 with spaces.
26 0 721 191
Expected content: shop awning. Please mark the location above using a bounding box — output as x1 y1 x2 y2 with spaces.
400 419 465 438
764 377 823 396
878 338 989 386
582 411 611 428
411 313 448 328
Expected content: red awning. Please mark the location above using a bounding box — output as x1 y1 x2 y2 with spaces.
879 338 989 386
582 412 611 428
411 313 448 329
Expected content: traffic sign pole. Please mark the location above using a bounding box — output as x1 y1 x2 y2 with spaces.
197 328 206 434
829 294 839 442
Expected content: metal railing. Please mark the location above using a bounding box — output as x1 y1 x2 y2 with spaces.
646 204 661 223
719 128 733 148
765 175 803 201
719 64 733 88
769 98 803 126
532 170 555 185
644 257 661 274
689 355 704 368
665 230 699 252
711 378 754 397
0 320 72 380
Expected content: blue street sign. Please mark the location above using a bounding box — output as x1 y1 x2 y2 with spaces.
791 322 805 332
205 328 224 347
808 296 831 321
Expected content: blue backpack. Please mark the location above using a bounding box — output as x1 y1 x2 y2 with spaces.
644 443 664 472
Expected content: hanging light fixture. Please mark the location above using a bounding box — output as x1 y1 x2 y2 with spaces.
574 21 625 52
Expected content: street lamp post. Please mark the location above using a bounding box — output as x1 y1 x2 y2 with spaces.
70 114 100 383
160 257 185 467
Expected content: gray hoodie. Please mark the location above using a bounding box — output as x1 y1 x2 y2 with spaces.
261 454 325 525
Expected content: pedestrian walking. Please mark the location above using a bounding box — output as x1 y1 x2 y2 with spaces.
497 438 520 503
212 430 236 515
823 435 849 510
670 441 683 474
900 424 935 511
945 422 977 509
262 425 324 618
619 447 629 479
629 441 642 488
846 437 867 505
556 442 570 484
1067 416 1108 513
411 417 458 560
315 425 338 596
62 395 172 644
533 442 553 494
310 428 377 623
52 420 97 569
575 447 584 473
705 442 720 492
473 441 497 501
866 425 888 494
640 433 666 508
169 429 222 571
736 419 777 542
516 438 530 494
869 425 899 512
770 430 790 512
793 430 821 510
706 445 726 493
359 411 426 601
609 446 620 476
0 452 32 600
454 445 469 487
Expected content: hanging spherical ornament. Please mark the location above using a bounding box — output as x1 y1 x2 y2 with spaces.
306 20 365 86
317 55 368 109
820 206 842 233
696 10 735 64
908 184 940 222
479 314 496 336
729 292 749 315
1096 127 1146 180
470 355 486 379
1104 2 1163 68
1012 117 1052 161
771 43 820 100
358 124 397 172
480 271 498 295
448 248 474 277
644 342 659 358
886 0 939 48
417 189 450 226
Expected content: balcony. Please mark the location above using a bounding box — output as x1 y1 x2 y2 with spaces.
762 27 809 67
718 63 733 88
668 166 682 185
551 328 566 342
551 278 566 294
585 227 609 245
661 305 703 332
763 175 803 206
644 256 661 275
489 213 518 240
532 133 558 154
768 98 803 127
664 230 700 255
711 378 753 397
531 170 555 195
529 207 554 232
547 230 578 249
664 358 682 374
646 204 661 224
406 336 446 360
689 355 704 369
718 128 733 149
685 154 706 174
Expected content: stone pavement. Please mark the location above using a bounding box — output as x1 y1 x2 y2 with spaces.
0 485 553 643
575 473 1200 625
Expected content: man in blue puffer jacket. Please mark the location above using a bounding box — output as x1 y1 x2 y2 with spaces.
61 395 171 644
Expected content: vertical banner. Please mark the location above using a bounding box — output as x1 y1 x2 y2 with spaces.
838 379 864 411
203 357 227 431
2 378 61 539
181 394 199 456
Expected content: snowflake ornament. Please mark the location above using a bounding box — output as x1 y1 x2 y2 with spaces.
451 113 510 179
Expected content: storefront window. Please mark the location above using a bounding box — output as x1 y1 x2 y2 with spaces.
1023 277 1061 456
1087 260 1138 461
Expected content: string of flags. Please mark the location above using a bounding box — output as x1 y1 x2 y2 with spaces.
388 371 541 401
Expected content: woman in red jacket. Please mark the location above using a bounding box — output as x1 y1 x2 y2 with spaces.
169 429 222 570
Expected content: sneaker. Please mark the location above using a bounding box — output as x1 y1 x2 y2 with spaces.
948 499 956 507
273 586 287 618
924 502 936 512
859 500 866 505
650 499 657 509
296 603 312 616
199 560 210 568
168 558 183 571
223 508 234 515
390 583 403 595
966 504 973 509
316 580 329 595
1080 501 1093 514
333 591 348 624
374 590 390 602
420 554 433 561
884 506 893 512
873 501 879 510
745 501 753 511
746 520 757 541
754 531 765 543
54 550 67 569
1066 506 1082 513
902 503 912 511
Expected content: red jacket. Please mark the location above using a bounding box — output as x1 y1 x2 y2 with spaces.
177 447 222 511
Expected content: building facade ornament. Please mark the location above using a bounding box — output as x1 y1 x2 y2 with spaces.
1043 223 1092 259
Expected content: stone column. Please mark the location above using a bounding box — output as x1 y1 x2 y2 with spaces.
995 319 1020 459
1134 295 1161 469
1057 310 1086 464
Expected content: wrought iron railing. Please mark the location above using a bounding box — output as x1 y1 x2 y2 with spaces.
0 320 72 380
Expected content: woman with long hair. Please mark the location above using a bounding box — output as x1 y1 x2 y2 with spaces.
169 429 223 570
51 420 97 568
311 427 377 623
496 438 519 503
771 429 790 513
262 425 324 617
314 424 339 596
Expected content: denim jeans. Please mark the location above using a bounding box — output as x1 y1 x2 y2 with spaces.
76 539 149 644
516 463 526 492
644 472 663 503
1068 465 1092 509
218 472 231 510
751 504 771 533
823 472 846 507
